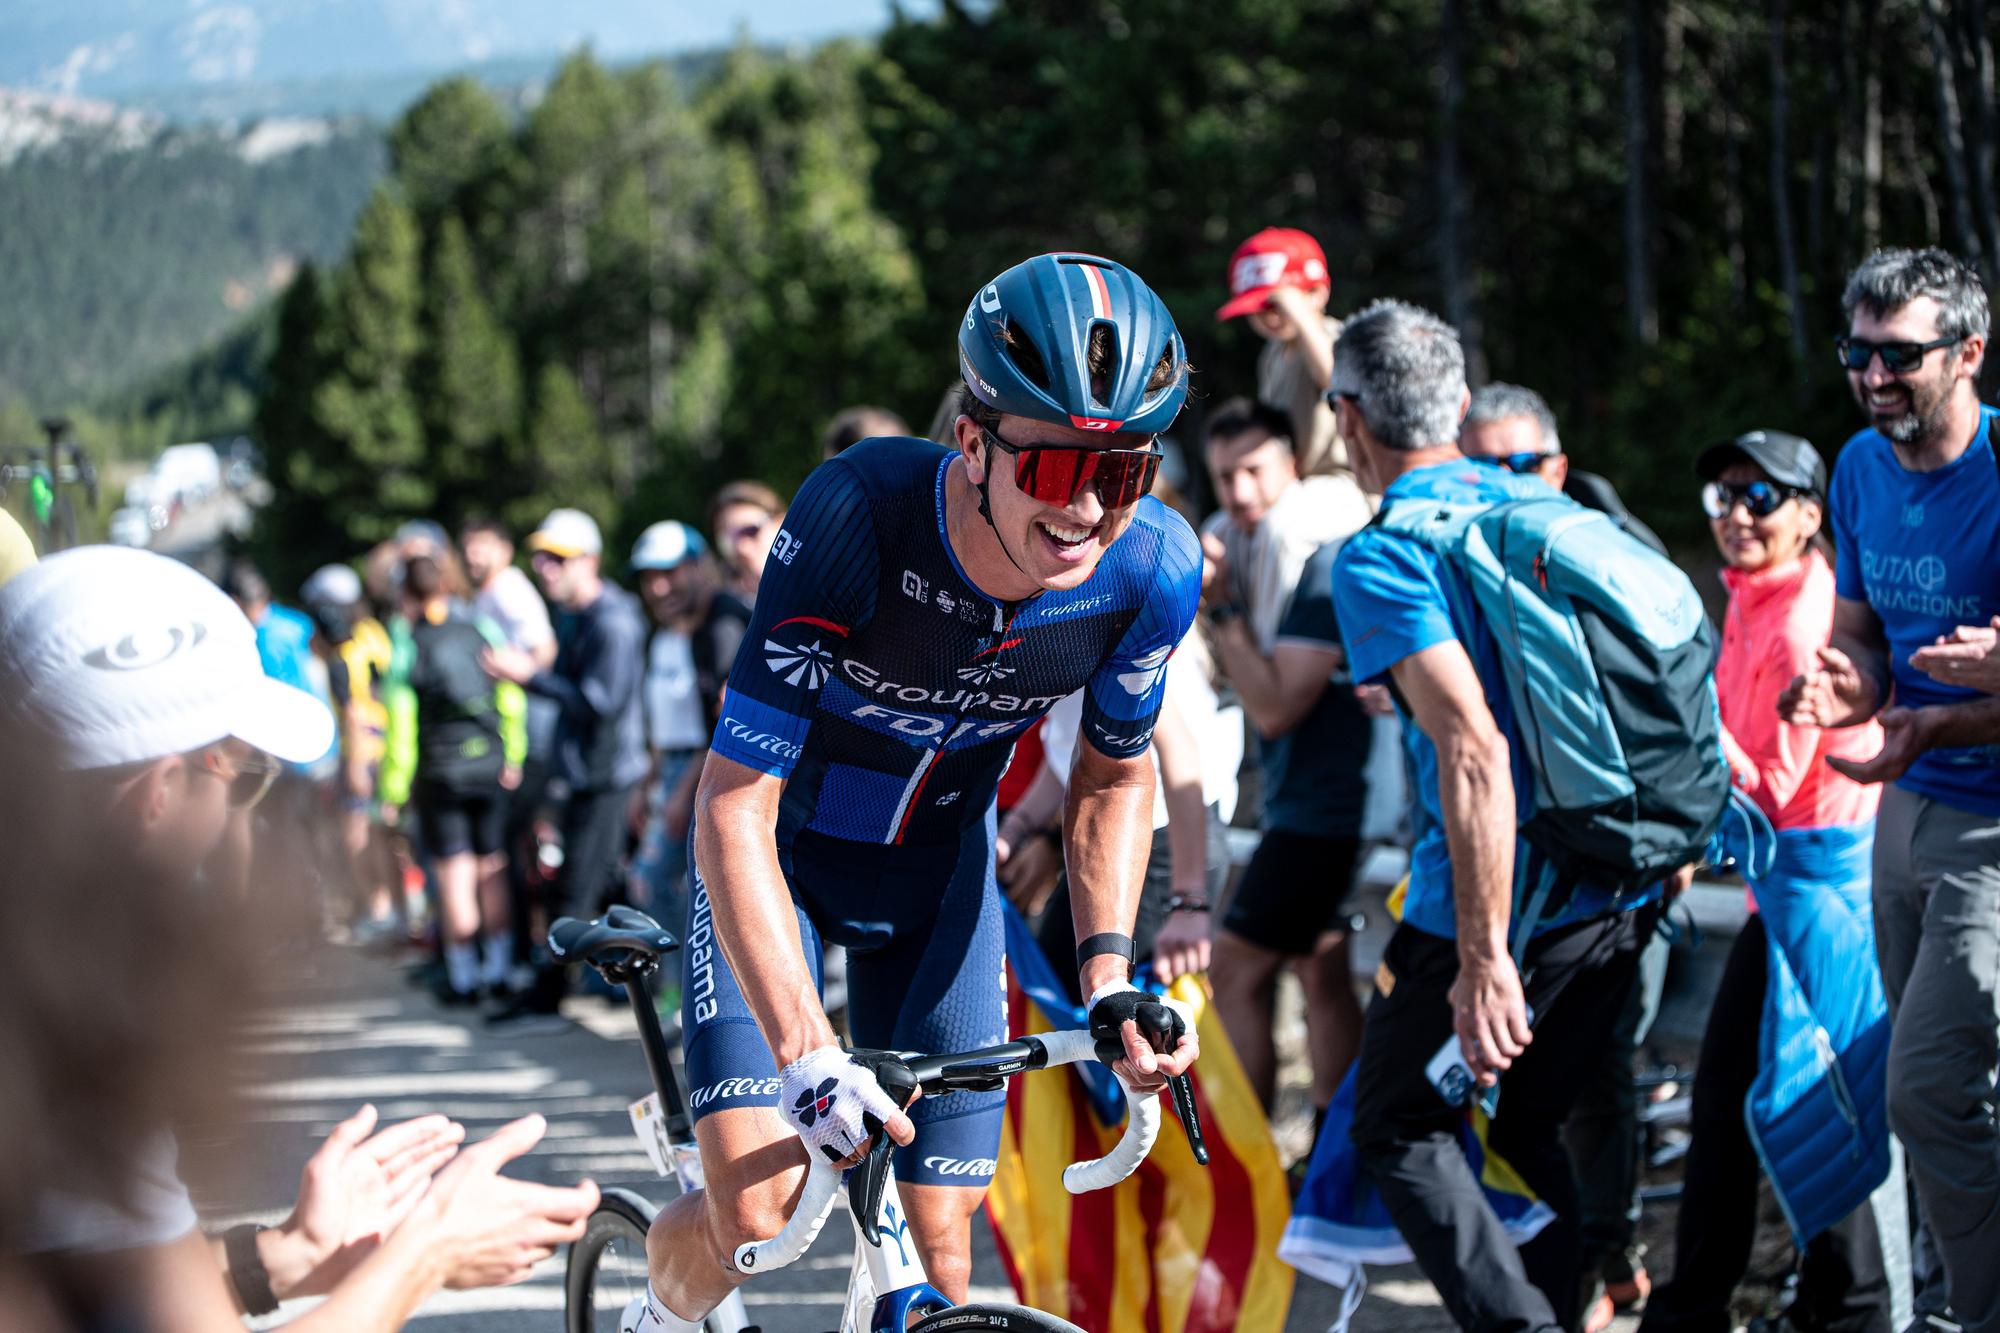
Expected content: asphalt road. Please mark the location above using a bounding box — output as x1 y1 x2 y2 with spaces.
176 940 1489 1333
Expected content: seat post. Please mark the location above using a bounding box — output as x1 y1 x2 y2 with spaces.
627 972 691 1137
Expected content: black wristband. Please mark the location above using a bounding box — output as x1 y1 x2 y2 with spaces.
1076 931 1136 974
223 1222 279 1317
1165 895 1211 914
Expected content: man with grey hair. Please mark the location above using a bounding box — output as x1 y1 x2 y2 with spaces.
1461 383 1666 555
1779 246 2000 1333
1327 300 1667 1333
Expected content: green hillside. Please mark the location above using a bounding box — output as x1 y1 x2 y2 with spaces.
0 118 383 408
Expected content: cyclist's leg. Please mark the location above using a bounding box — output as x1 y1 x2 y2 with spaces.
646 845 826 1323
837 820 1008 1301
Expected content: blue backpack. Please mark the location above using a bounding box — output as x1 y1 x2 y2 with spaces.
1374 490 1730 894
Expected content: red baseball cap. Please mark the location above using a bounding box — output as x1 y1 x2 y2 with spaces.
1216 227 1330 321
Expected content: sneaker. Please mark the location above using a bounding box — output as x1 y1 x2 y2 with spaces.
1606 1266 1652 1310
428 974 480 1008
1583 1293 1616 1333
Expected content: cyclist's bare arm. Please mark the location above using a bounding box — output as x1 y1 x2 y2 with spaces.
1064 741 1196 1087
693 753 841 1070
1390 639 1528 1085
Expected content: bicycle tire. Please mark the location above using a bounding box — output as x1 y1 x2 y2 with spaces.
566 1189 658 1333
909 1302 1084 1332
566 1190 755 1333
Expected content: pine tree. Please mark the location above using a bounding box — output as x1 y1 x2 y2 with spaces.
388 77 511 223
513 361 615 537
422 214 522 521
311 185 428 543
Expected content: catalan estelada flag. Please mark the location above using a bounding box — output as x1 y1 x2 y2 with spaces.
984 904 1295 1332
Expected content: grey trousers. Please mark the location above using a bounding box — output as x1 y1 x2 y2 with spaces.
1873 784 2000 1333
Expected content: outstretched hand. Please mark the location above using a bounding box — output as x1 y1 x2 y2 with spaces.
1910 616 2000 695
405 1114 600 1290
1826 706 1934 786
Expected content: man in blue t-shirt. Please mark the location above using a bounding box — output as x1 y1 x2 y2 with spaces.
1779 247 2000 1333
1327 301 1666 1333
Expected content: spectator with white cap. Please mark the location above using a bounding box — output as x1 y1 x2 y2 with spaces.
0 545 597 1329
482 507 649 1029
629 520 750 938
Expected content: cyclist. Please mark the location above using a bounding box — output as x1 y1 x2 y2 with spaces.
630 254 1204 1332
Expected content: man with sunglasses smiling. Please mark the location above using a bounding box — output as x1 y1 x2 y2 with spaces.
626 253 1203 1332
1780 246 2000 1333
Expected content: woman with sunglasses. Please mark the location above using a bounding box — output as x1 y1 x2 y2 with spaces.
1641 431 1895 1333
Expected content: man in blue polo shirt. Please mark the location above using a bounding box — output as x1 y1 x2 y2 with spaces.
1326 300 1664 1333
1780 247 2000 1333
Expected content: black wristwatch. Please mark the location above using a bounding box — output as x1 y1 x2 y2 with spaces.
223 1222 280 1317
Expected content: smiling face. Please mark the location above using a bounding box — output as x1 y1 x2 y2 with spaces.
1205 425 1297 532
1709 460 1821 574
1847 295 1973 445
955 413 1150 593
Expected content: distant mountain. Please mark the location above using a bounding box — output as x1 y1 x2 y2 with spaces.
0 87 382 407
0 1 891 118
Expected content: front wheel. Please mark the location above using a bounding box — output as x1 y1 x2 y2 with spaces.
566 1189 658 1333
910 1303 1084 1332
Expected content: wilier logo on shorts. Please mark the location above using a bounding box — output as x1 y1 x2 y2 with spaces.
922 1155 998 1178
689 1076 782 1109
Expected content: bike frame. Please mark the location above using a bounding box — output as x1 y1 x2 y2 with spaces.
620 966 949 1333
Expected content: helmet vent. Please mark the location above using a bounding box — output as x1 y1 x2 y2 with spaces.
997 321 1052 391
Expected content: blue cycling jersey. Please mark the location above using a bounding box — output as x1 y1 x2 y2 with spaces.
710 437 1202 847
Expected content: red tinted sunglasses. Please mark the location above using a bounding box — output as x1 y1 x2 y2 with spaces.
981 424 1163 510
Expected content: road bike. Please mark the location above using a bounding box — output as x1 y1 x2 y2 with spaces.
553 906 1201 1333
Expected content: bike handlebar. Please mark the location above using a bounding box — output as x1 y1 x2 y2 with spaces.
731 1028 1166 1276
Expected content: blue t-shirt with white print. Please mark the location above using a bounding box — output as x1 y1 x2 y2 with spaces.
1829 406 2000 817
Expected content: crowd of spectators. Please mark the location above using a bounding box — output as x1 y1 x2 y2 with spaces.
3 233 1999 1333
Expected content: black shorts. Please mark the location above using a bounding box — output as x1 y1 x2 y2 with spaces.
1221 828 1361 955
416 785 506 858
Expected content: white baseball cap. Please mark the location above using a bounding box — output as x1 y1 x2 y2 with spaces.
0 546 337 771
630 520 706 571
526 508 603 559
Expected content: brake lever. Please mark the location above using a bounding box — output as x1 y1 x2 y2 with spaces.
849 1121 895 1245
1166 1072 1209 1166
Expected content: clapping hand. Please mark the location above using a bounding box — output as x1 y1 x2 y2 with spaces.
1777 645 1878 727
1910 616 2000 695
406 1114 599 1290
269 1105 466 1298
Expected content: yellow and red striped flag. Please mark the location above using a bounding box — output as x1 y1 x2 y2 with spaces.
984 908 1294 1332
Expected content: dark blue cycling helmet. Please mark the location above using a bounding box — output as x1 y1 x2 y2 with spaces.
958 253 1188 435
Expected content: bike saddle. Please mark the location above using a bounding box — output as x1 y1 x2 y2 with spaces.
548 906 679 969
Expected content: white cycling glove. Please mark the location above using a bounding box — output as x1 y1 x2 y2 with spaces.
777 1046 908 1164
